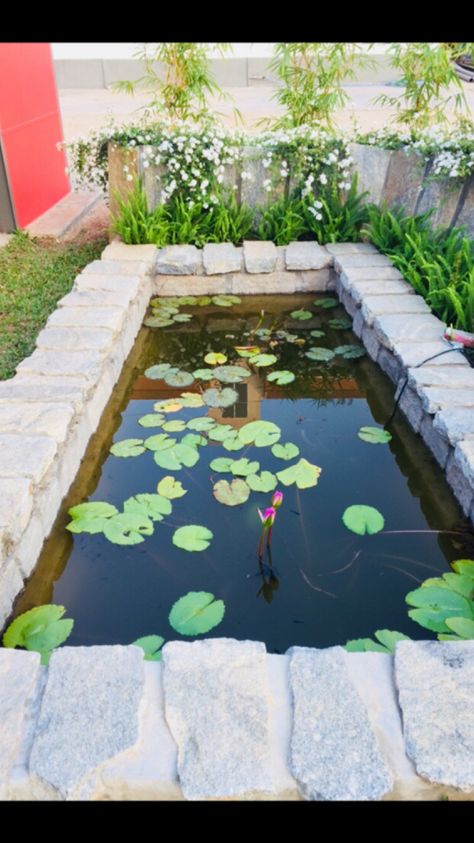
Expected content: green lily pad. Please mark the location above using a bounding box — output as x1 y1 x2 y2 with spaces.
249 353 278 367
150 297 179 308
345 638 390 654
310 330 326 338
144 316 174 328
66 516 111 535
144 433 175 452
177 295 198 306
406 586 473 633
172 525 213 552
213 365 250 384
202 387 238 408
452 559 474 577
290 309 312 320
208 424 237 442
357 426 392 444
169 591 225 636
271 442 300 461
213 478 250 506
181 433 207 448
246 471 278 493
154 442 200 471
329 318 352 329
444 617 474 639
162 420 187 433
305 347 335 362
212 295 241 307
157 476 187 499
132 635 165 661
235 346 261 357
313 297 338 309
254 328 271 339
68 501 118 521
335 344 366 359
222 434 246 452
239 420 281 448
186 416 218 432
103 513 154 545
177 392 204 408
204 352 227 365
276 458 322 489
209 457 235 473
144 363 174 379
230 457 260 476
154 400 183 413
267 370 295 385
138 413 165 428
342 505 385 535
3 604 74 664
124 494 172 522
173 313 193 323
192 368 216 381
164 370 195 388
196 296 212 306
110 438 146 458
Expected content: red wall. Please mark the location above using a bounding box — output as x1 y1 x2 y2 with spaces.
0 43 69 227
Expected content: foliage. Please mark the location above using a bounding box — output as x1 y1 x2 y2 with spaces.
132 635 165 661
3 605 73 665
256 195 307 245
302 175 370 243
172 525 213 552
342 505 385 535
346 629 410 654
168 591 225 636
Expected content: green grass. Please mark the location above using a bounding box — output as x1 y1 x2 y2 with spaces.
0 231 107 380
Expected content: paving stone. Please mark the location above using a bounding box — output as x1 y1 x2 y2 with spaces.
288 646 392 801
47 306 125 332
16 349 106 383
0 559 24 629
58 288 137 309
393 341 468 370
0 377 88 412
74 274 143 296
419 416 451 469
446 452 474 515
0 402 75 444
361 325 381 361
0 434 57 483
339 288 358 318
407 365 474 391
230 272 297 295
35 326 115 352
340 266 404 282
29 646 144 800
334 254 394 272
372 314 446 349
398 387 424 432
285 242 331 270
162 638 273 800
418 387 474 414
156 245 202 275
349 279 416 305
203 243 243 275
101 243 158 263
243 240 277 273
0 477 33 560
324 242 377 255
352 310 364 338
377 347 403 384
0 650 41 800
82 260 150 276
153 275 231 297
275 246 286 271
453 440 474 488
395 640 474 791
433 408 474 445
361 294 431 326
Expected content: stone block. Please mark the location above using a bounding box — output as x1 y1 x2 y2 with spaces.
433 408 474 445
361 325 381 361
416 175 464 229
335 254 393 272
394 341 467 371
58 288 137 309
340 266 404 282
348 143 392 205
16 350 106 384
398 387 424 433
203 243 243 275
155 245 202 276
372 314 446 350
419 416 451 469
446 452 474 515
0 477 33 555
74 274 143 295
240 146 285 208
377 347 402 384
383 148 426 214
0 377 88 413
285 242 331 270
418 387 474 414
339 288 358 318
35 327 115 353
453 440 474 489
352 310 364 338
349 279 415 305
243 240 277 273
0 434 57 484
47 306 126 333
0 650 41 800
0 402 75 444
152 275 231 297
361 294 430 327
453 175 474 238
297 270 332 292
0 558 24 629
101 242 158 263
324 242 377 255
407 365 474 391
82 260 151 276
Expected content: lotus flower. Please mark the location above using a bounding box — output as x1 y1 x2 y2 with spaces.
258 506 276 529
272 490 283 509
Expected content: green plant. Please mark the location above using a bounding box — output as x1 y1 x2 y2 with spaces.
206 190 255 244
112 180 169 245
256 195 307 245
3 605 74 665
302 175 369 242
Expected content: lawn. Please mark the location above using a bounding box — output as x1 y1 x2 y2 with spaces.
0 231 107 380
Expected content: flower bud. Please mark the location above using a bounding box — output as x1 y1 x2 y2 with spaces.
272 490 283 509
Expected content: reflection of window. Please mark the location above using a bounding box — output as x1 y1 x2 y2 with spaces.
222 383 248 418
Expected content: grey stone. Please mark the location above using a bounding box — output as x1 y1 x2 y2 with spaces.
58 288 137 309
274 246 286 272
419 387 474 414
82 259 151 276
0 477 33 553
243 240 277 273
0 434 57 483
162 638 273 800
16 349 106 383
0 559 24 629
416 174 464 229
454 440 474 488
324 242 377 255
230 272 297 296
398 387 424 432
0 377 88 412
240 146 285 208
288 646 392 801
383 148 426 214
29 646 144 800
101 243 157 263
372 314 446 349
139 153 166 213
35 326 114 352
348 143 392 205
454 175 474 238
446 452 474 515
153 275 231 297
407 365 474 391
419 416 451 469
349 279 416 305
297 270 332 292
352 310 364 338
361 325 381 361
434 408 474 445
335 254 393 272
0 402 75 443
377 347 402 384
339 288 358 318
75 274 142 295
394 341 468 370
156 245 202 275
47 306 125 332
0 650 41 799
395 640 474 791
340 266 404 282
203 243 243 275
361 294 431 326
285 242 331 270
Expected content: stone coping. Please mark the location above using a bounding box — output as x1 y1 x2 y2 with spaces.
1 639 473 801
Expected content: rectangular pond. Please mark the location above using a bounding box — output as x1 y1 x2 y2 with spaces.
8 293 473 652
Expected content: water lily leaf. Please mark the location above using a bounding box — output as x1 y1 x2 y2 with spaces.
290 309 312 320
329 318 352 329
157 476 187 499
276 458 322 489
345 638 389 653
208 424 237 442
204 352 227 365
144 363 175 379
202 387 238 408
222 434 246 451
246 471 277 493
169 591 225 636
212 295 241 307
249 353 278 367
186 416 218 432
144 433 175 452
357 426 392 445
452 559 474 578
278 331 300 343
209 457 235 473
138 413 165 428
213 478 250 506
444 617 474 638
254 328 271 339
192 368 216 381
181 433 207 448
421 574 474 599
310 330 326 338
173 313 193 323
239 420 281 448
164 370 194 388
267 370 295 385
154 442 200 471
271 442 300 461
172 525 213 552
213 365 250 383
110 438 146 458
177 392 204 408
195 296 212 306
132 634 165 661
230 457 260 476
235 346 261 357
313 297 338 309
406 585 473 618
177 295 198 306
150 297 179 308
342 505 384 535
374 629 410 651
68 501 118 521
103 513 154 545
3 605 69 650
25 619 74 662
335 344 366 359
124 494 172 521
162 420 187 433
144 316 175 328
305 347 335 362
66 516 111 535
154 400 183 413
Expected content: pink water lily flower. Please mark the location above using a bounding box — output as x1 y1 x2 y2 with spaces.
258 506 276 528
272 490 283 509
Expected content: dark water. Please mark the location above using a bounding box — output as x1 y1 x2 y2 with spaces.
10 295 472 652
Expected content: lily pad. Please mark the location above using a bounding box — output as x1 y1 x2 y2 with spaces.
181 433 207 448
290 309 312 320
335 344 366 359
144 363 174 379
276 458 322 489
162 420 187 433
177 392 204 408
164 370 195 388
3 604 73 663
213 365 250 384
68 501 118 521
144 316 174 328
346 630 410 654
157 476 187 499
235 346 261 358
406 586 473 633
186 416 218 432
305 347 335 362
310 330 326 338
202 387 238 408
246 471 278 493
267 370 295 385
124 494 172 521
177 295 198 306
169 591 225 636
153 400 183 413
249 353 278 367
196 296 212 306
204 352 227 365
138 413 166 428
313 297 338 309
444 617 474 639
209 457 235 473
192 368 216 381
239 420 281 448
110 438 145 458
212 295 241 307
144 433 175 452
154 442 200 471
213 478 250 506
271 442 300 461
66 516 111 535
329 318 352 329
208 424 237 442
342 505 385 536
172 525 213 552
132 635 165 661
173 313 193 323
358 426 392 444
103 513 154 545
452 559 474 577
230 457 260 476
222 434 246 452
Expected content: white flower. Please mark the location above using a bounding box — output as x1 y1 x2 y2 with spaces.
126 174 133 182
319 173 328 185
143 161 149 169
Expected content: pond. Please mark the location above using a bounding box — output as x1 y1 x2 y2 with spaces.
9 293 473 653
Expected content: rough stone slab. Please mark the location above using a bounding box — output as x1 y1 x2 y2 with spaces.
101 242 158 263
398 387 424 432
361 325 381 361
453 440 474 488
275 246 286 271
324 242 377 255
419 416 451 469
0 434 57 483
203 243 243 275
383 148 426 214
0 650 41 800
243 240 277 273
419 387 474 414
285 241 331 270
16 349 106 383
340 266 404 282
352 310 365 338
0 377 88 412
153 274 232 296
454 175 474 238
361 294 431 326
240 145 285 208
35 326 115 352
58 288 137 309
377 347 403 384
156 245 202 275
395 640 474 791
433 408 474 445
416 176 464 229
288 646 392 801
446 452 474 515
47 306 125 332
372 314 446 349
339 288 358 319
74 274 143 297
0 477 33 551
393 341 468 370
82 260 150 276
0 402 75 444
407 365 474 391
348 143 392 205
335 253 393 272
29 646 144 800
0 558 24 629
349 279 416 304
162 638 273 800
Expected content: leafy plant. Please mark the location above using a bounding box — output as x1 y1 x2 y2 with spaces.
302 175 370 243
132 635 165 661
256 195 307 245
346 629 410 654
112 180 169 245
3 605 74 665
